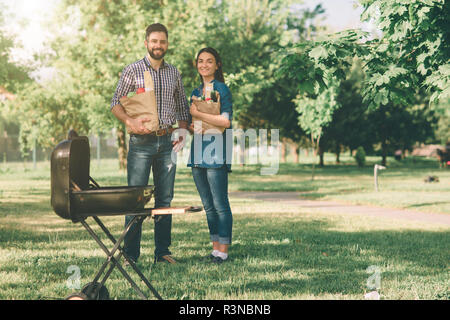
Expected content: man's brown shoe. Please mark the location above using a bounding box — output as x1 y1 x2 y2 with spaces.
154 255 177 264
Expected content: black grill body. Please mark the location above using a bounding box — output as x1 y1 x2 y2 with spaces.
51 135 154 222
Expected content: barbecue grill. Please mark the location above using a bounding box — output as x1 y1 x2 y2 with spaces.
50 130 201 300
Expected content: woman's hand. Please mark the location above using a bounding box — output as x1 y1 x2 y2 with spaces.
191 122 204 134
190 103 199 117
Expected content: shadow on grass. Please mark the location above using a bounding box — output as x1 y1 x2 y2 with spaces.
406 201 450 208
229 219 449 298
0 199 51 217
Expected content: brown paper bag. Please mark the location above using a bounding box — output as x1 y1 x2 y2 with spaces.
120 71 159 134
192 95 225 133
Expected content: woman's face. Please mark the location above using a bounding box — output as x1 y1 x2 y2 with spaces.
197 52 218 79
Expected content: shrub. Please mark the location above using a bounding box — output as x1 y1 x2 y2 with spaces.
354 146 366 167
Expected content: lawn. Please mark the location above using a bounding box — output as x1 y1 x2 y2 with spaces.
0 155 448 300
228 154 450 215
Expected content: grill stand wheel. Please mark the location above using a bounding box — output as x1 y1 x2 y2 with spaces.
81 282 110 300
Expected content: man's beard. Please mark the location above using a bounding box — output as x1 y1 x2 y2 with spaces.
148 48 166 60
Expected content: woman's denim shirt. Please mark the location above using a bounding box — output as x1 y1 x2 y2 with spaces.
188 79 233 172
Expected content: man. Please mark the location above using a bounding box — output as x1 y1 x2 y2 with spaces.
110 23 189 264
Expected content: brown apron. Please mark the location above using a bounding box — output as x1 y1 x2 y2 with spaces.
119 70 159 134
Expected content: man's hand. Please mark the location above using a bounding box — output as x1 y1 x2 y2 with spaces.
126 117 151 135
172 135 185 153
172 123 189 153
111 104 151 135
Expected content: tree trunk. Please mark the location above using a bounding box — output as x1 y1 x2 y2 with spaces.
291 143 300 163
381 140 387 166
336 143 341 163
281 138 287 163
116 127 127 170
318 146 324 167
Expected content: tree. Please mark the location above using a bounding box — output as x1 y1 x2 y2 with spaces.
433 99 450 144
318 60 373 165
278 29 369 172
10 79 90 156
278 0 448 166
234 4 325 161
359 0 449 108
0 5 31 94
0 3 32 150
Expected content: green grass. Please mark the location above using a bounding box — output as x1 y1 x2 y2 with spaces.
0 156 449 300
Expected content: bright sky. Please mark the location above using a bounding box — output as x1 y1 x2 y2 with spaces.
1 0 59 61
300 0 367 32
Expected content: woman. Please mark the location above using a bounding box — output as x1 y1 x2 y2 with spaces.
188 47 233 264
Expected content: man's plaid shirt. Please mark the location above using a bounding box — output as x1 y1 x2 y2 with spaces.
111 56 190 128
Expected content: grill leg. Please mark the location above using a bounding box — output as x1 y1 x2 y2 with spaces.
93 216 163 300
79 216 161 300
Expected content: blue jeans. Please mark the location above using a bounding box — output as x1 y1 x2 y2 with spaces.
124 134 176 261
191 166 233 245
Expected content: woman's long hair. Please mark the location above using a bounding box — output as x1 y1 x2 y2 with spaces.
196 47 225 83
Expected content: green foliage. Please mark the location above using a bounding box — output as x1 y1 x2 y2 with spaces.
319 60 373 156
49 0 148 134
279 29 369 96
221 2 324 143
425 63 450 106
278 30 369 139
359 0 449 108
0 5 32 146
9 80 90 155
211 0 304 126
0 13 31 93
354 146 366 167
432 98 450 144
277 0 448 163
293 85 338 139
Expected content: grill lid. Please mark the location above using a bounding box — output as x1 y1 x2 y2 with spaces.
51 132 90 221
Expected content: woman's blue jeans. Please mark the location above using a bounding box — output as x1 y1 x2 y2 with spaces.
124 134 176 262
191 166 233 245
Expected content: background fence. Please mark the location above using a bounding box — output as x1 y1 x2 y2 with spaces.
0 132 120 163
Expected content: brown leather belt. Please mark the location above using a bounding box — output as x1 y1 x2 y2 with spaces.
149 127 174 136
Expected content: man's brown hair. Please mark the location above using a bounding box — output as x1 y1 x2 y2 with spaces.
145 23 168 40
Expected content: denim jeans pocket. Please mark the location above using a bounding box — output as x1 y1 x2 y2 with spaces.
130 134 150 146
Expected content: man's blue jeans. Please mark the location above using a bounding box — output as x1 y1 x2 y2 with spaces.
124 134 176 261
191 166 232 245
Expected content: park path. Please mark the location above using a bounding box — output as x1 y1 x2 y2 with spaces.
230 191 450 226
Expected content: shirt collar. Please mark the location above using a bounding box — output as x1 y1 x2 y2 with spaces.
144 55 168 70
